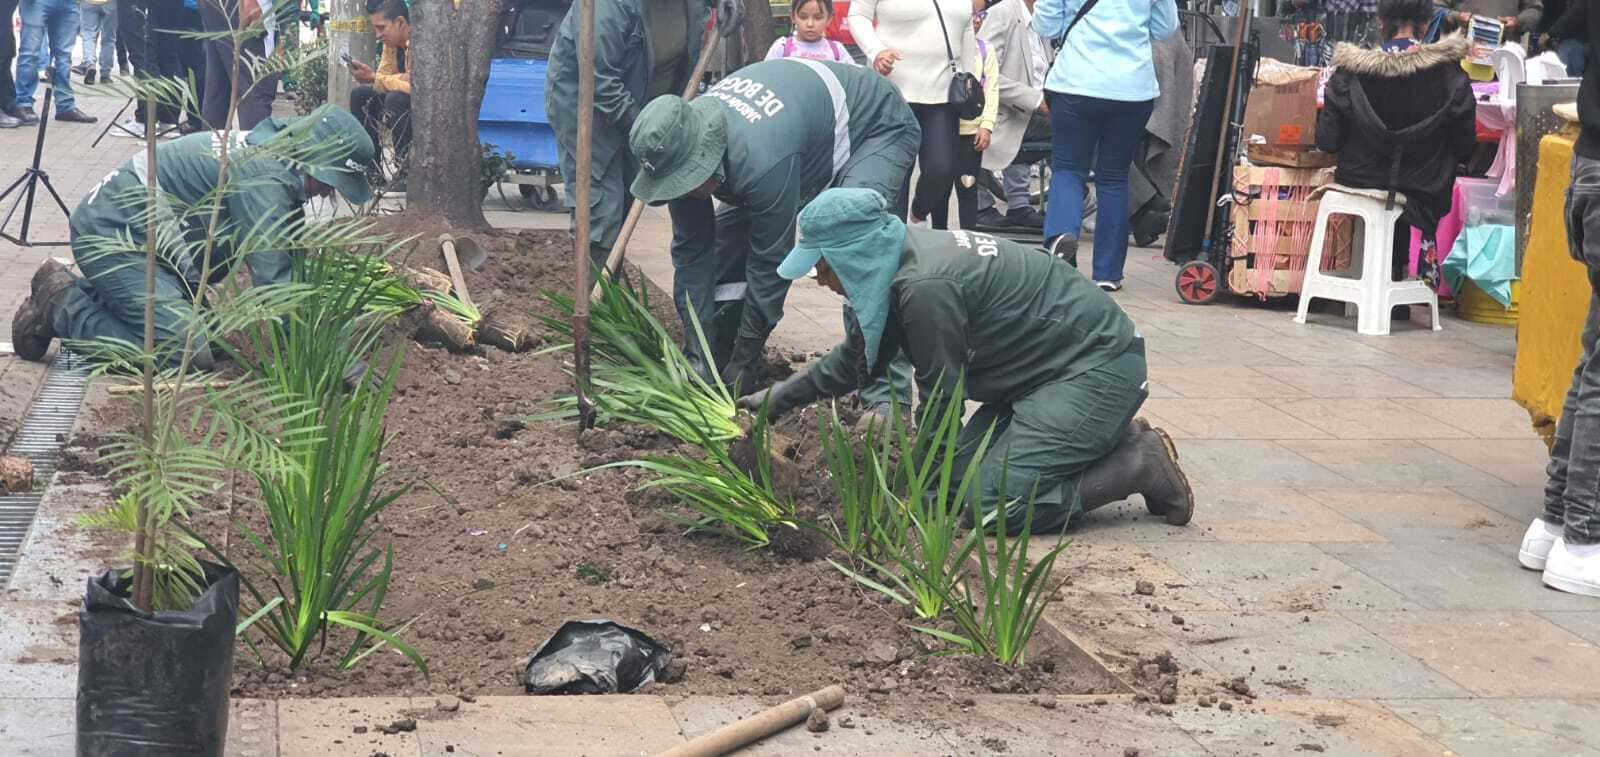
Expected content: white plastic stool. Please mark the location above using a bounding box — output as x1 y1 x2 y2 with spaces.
1294 185 1442 336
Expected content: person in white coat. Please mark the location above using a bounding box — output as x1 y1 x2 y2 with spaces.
975 0 1052 228
848 0 977 222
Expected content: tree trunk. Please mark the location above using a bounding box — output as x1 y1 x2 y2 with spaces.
409 0 500 228
327 0 375 113
738 0 775 68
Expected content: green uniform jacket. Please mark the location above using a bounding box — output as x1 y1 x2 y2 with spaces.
673 58 921 341
69 128 308 292
805 228 1140 406
546 0 709 184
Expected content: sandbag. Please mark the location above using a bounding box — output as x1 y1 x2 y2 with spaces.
76 562 239 757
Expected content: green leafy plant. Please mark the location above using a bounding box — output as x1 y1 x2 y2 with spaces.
538 278 741 444
916 489 1071 667
817 401 905 561
831 377 995 620
219 253 426 673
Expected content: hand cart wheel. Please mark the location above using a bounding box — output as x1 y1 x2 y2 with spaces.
520 184 563 213
1175 259 1221 304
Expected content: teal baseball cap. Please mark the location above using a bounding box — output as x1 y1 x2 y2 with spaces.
777 187 907 367
628 96 728 205
254 105 377 204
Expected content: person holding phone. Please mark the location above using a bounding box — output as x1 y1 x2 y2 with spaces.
348 0 413 180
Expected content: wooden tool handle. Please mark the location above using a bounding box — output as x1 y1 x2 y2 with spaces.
655 685 846 757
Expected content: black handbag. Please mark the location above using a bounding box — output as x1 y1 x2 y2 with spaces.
931 0 985 120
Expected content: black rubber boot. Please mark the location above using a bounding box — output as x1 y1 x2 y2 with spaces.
11 260 77 362
719 336 766 395
1075 420 1195 526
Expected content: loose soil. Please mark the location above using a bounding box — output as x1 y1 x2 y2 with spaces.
74 215 1124 708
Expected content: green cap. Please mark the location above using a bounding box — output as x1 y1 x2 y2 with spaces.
260 105 377 204
628 96 727 205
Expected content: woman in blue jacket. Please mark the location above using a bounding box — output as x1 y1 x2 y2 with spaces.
1034 0 1177 291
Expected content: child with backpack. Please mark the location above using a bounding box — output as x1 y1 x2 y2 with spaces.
766 0 857 63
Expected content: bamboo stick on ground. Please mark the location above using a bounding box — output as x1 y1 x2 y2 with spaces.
655 685 846 757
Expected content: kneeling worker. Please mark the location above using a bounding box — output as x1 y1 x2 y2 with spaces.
10 105 377 368
740 188 1195 531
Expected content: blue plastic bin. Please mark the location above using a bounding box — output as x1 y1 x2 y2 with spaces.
479 58 560 170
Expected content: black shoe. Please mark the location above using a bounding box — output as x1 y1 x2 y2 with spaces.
17 108 38 125
100 73 113 85
1076 423 1195 526
1046 234 1079 267
55 108 98 124
83 70 96 86
179 121 204 135
974 207 1011 229
1008 206 1046 228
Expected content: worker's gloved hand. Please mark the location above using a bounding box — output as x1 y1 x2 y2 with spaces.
714 0 743 36
736 375 819 420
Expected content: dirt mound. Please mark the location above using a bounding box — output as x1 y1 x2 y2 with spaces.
86 214 1123 706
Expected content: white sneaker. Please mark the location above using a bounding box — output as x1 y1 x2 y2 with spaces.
115 119 146 139
1542 538 1600 598
1519 518 1563 570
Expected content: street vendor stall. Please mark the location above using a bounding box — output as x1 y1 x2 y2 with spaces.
1513 112 1589 446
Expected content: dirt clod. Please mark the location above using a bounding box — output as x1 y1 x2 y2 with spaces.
435 695 461 712
1219 701 1234 711
866 641 898 665
353 726 368 734
805 708 829 732
1171 614 1185 626
1134 580 1156 596
1125 749 1141 757
379 718 417 735
980 737 1009 753
1229 677 1254 697
838 715 855 729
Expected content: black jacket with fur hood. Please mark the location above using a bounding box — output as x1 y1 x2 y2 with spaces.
1315 36 1478 234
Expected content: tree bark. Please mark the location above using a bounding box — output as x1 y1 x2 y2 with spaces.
327 0 376 113
409 0 501 228
738 0 775 68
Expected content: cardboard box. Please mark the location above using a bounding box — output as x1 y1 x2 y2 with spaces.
1242 60 1321 147
1247 143 1336 169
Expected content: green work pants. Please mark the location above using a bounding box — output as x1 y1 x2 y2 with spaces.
51 238 213 369
956 345 1148 534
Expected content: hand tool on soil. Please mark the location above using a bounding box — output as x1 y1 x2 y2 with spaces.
590 16 724 303
572 0 599 429
654 685 846 757
438 234 476 308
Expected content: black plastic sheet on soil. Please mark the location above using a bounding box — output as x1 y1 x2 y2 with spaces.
524 619 672 694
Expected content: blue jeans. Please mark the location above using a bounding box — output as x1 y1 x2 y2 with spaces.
78 0 117 76
1559 37 1588 78
16 0 79 113
1043 92 1154 283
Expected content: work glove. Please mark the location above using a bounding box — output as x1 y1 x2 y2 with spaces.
714 0 743 37
736 375 819 420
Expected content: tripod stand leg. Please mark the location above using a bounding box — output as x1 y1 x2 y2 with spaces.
91 98 136 149
37 173 72 218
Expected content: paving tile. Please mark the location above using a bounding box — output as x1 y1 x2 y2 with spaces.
1373 364 1515 399
1143 335 1296 367
1425 438 1553 487
1144 365 1308 399
229 699 279 757
1300 488 1525 544
1347 611 1600 698
974 695 1209 754
1256 365 1440 399
1539 611 1600 645
1171 487 1384 544
1391 398 1542 439
0 697 72 756
1278 440 1509 487
1386 697 1600 756
1239 333 1399 366
0 601 78 662
417 696 684 756
1268 398 1476 440
1171 698 1451 755
1167 612 1469 699
0 662 75 700
1449 484 1546 523
278 697 422 757
1043 540 1232 613
1321 541 1600 612
1143 542 1420 612
1167 440 1349 488
1371 335 1517 369
1140 398 1332 440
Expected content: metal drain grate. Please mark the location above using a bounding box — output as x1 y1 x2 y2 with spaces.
0 351 90 587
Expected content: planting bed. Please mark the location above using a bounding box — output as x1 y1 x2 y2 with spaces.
76 216 1125 707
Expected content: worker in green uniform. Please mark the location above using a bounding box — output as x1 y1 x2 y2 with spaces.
629 58 922 409
10 105 377 369
544 0 729 268
738 188 1196 532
